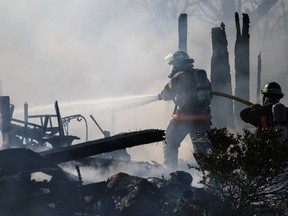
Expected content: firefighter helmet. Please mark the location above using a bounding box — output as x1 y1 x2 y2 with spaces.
164 50 194 65
261 82 284 98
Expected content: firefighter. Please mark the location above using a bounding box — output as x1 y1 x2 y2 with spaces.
158 50 212 169
240 82 287 129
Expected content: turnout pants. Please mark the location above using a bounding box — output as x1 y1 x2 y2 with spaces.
164 118 211 169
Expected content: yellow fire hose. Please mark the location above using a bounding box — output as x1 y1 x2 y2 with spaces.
212 91 254 106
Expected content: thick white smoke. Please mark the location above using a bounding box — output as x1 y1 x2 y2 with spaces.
0 1 287 180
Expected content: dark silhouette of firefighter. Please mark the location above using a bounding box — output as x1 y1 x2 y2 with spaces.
240 82 288 139
158 51 212 168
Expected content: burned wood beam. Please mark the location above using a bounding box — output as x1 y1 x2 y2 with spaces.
178 13 187 52
257 52 262 104
40 129 165 163
0 96 11 148
210 23 234 128
234 13 250 126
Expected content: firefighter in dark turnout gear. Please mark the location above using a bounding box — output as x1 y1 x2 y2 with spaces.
240 82 288 133
159 51 212 169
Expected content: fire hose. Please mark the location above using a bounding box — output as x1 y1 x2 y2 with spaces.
212 91 254 106
161 91 254 115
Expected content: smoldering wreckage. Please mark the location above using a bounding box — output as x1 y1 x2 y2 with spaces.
0 96 224 216
0 19 260 216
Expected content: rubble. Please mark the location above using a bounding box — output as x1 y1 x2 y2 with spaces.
0 148 213 216
0 96 228 215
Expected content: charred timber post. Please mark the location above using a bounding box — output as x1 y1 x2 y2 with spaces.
234 13 250 126
55 101 65 136
210 24 234 128
23 102 29 144
178 13 187 52
40 129 165 163
257 52 262 104
0 96 11 148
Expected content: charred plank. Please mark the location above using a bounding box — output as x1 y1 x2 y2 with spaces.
40 129 165 163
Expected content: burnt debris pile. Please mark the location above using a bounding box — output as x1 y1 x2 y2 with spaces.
0 96 228 215
0 147 223 216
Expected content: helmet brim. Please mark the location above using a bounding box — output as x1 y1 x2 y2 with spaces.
168 58 194 65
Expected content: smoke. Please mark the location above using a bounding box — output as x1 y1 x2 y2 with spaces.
1 1 287 180
60 154 203 187
1 0 211 166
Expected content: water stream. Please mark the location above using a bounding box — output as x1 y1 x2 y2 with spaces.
14 94 159 117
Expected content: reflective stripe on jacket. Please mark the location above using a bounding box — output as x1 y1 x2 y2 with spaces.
172 112 211 121
260 116 269 128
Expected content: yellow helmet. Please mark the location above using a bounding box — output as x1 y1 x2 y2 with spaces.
164 50 194 65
